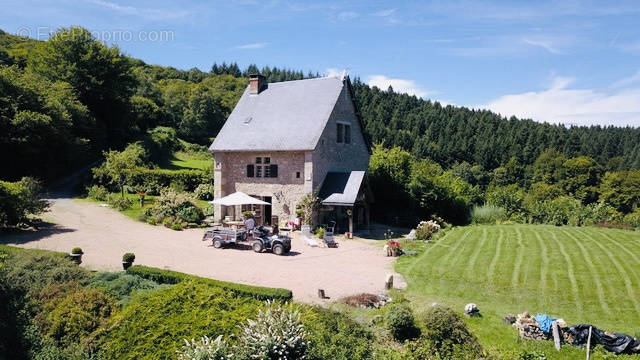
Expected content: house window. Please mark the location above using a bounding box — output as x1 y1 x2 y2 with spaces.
296 171 301 179
344 124 351 144
248 157 277 178
337 123 344 143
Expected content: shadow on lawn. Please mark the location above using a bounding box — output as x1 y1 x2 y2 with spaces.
356 222 412 240
0 220 76 245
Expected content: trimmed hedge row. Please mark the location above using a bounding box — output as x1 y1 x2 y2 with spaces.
0 244 69 259
126 265 293 301
129 168 210 194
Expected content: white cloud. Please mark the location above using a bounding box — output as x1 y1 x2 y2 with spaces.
372 8 396 17
366 75 433 98
522 38 563 54
612 70 640 88
234 42 267 50
481 75 640 127
87 0 189 20
336 11 358 21
325 68 342 77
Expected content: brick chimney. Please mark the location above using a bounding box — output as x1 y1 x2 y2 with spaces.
249 74 267 95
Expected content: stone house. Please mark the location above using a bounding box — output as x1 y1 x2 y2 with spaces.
209 73 372 233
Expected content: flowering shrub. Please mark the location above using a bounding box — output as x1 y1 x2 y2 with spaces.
387 240 402 252
237 300 308 359
177 335 231 360
414 220 441 241
194 183 215 200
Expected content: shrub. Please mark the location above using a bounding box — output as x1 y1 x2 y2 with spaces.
421 305 483 359
470 205 507 224
44 287 116 346
236 301 307 360
126 265 293 301
385 304 420 341
0 177 49 228
316 227 325 239
623 210 640 229
300 307 372 360
194 183 215 200
87 272 163 305
486 184 526 219
107 194 132 211
177 205 204 223
414 220 441 240
86 185 109 201
178 335 231 360
71 247 83 254
128 168 209 194
170 222 184 231
203 205 215 217
98 281 263 360
122 253 135 263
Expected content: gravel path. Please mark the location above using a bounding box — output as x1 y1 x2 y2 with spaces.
1 197 405 303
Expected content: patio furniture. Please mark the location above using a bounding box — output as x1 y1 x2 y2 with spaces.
323 221 338 248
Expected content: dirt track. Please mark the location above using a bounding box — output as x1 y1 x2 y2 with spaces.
1 197 405 303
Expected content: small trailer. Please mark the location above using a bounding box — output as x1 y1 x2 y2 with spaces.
202 226 291 255
202 228 247 248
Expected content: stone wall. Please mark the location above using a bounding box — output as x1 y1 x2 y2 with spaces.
213 151 310 224
311 84 370 188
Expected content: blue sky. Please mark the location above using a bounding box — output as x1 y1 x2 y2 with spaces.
4 0 640 126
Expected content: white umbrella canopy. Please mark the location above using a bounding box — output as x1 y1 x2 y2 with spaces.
209 191 270 206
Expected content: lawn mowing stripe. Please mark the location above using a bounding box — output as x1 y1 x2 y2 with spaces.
574 228 640 318
559 228 612 316
519 229 537 290
545 228 583 318
447 227 477 271
486 227 504 282
403 228 459 277
595 229 640 266
465 227 488 278
533 229 549 300
436 229 472 272
511 226 525 289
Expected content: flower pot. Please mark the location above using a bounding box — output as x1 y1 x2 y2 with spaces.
122 261 133 270
69 253 82 265
391 249 397 257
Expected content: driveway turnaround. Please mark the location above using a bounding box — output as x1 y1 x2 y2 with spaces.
2 197 405 303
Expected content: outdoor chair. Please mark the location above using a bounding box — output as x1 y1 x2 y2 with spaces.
323 221 338 248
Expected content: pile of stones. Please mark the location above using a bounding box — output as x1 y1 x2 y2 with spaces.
513 311 549 340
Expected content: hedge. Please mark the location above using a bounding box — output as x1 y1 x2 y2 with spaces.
128 168 210 194
126 265 292 301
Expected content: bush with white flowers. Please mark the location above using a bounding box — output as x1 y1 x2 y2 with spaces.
414 220 441 240
177 335 232 360
237 300 308 360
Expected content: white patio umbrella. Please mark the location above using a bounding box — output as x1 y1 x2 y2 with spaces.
209 191 270 206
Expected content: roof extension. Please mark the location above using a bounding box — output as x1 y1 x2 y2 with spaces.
209 76 345 152
318 171 366 206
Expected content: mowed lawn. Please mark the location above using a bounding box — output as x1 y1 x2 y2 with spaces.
396 224 640 358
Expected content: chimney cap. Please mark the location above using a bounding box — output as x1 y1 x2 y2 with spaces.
249 73 265 79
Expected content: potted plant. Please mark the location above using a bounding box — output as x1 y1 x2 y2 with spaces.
387 240 402 257
122 252 135 270
69 247 83 264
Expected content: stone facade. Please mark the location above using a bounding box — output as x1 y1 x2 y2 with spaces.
311 85 370 188
212 79 370 226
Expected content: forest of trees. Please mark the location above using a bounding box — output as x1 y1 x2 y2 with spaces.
1 26 639 227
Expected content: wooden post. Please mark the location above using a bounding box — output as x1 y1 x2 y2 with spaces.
317 289 325 299
586 326 592 360
348 207 353 234
552 321 561 351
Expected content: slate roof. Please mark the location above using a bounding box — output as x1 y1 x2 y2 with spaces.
209 76 345 152
318 171 366 206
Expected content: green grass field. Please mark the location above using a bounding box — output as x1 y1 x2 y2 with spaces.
396 224 640 358
80 193 210 222
159 151 211 171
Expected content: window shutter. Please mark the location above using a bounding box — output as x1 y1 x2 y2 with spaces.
247 164 254 177
345 125 351 144
270 164 278 178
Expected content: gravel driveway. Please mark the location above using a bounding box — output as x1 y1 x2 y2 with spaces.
1 197 405 303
